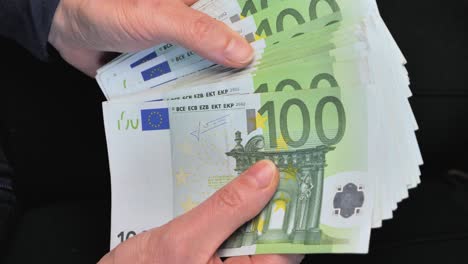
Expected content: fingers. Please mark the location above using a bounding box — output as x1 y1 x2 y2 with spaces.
153 1 254 68
170 160 279 260
224 254 305 264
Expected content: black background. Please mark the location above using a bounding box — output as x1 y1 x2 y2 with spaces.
1 0 468 263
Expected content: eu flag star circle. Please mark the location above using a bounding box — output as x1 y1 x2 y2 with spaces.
147 111 164 128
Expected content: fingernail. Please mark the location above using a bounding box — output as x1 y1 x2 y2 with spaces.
250 160 277 189
224 37 254 65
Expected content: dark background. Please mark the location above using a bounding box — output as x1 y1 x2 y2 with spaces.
1 0 468 263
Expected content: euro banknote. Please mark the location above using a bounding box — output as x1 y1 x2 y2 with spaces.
97 0 372 99
103 87 376 255
98 0 423 256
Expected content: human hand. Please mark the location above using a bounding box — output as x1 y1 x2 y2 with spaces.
97 160 304 264
48 0 254 77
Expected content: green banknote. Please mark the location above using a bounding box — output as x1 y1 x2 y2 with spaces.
161 58 367 103
115 39 368 104
167 87 373 255
99 0 371 99
114 22 368 103
99 0 422 257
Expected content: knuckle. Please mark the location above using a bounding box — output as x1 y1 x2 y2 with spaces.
189 15 218 43
216 184 244 210
114 0 166 45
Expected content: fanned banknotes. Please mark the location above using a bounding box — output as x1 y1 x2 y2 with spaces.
98 0 422 256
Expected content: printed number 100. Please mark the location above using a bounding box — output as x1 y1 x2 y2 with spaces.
258 96 346 148
118 231 137 243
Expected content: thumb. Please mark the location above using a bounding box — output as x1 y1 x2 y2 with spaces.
156 2 254 68
171 160 279 258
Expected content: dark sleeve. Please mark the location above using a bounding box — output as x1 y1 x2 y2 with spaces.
0 0 61 60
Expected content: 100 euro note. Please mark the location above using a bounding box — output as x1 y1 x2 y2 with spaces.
103 86 375 255
167 86 374 255
98 0 417 254
100 12 414 243
100 47 366 250
99 0 370 99
111 21 369 104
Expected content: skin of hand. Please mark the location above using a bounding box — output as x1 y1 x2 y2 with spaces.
97 160 304 264
48 0 254 77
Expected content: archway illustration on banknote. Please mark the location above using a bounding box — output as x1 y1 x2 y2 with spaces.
222 131 335 248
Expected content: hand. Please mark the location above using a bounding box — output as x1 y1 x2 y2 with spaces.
48 0 254 77
98 160 304 264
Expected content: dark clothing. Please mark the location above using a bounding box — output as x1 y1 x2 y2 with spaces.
0 0 60 60
0 0 60 253
0 0 60 198
0 0 61 202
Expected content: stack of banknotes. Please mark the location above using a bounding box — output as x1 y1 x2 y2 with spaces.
97 0 423 256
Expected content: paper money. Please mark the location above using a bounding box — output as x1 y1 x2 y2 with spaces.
97 0 369 99
98 0 422 256
103 86 375 255
167 87 374 255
